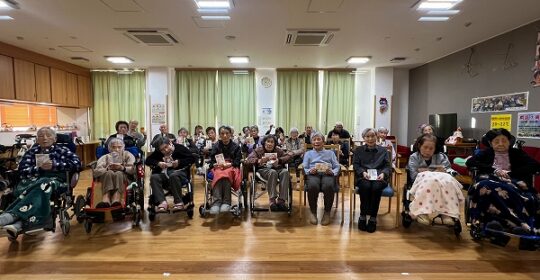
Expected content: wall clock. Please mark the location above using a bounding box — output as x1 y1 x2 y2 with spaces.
261 76 272 88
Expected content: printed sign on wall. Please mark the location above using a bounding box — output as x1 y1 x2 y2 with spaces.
490 114 512 131
517 112 540 139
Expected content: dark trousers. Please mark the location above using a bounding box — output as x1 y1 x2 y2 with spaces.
212 179 232 206
150 170 187 204
306 174 336 214
357 179 387 217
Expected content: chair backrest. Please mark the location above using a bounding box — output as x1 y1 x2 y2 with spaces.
304 143 341 162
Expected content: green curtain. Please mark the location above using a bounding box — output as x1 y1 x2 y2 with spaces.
321 71 355 134
173 71 217 132
276 71 319 133
217 71 256 131
91 71 146 139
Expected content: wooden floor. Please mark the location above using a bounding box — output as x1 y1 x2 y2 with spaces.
0 168 539 280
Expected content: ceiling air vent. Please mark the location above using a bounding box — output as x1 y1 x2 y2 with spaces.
390 57 406 63
115 28 180 46
285 28 339 46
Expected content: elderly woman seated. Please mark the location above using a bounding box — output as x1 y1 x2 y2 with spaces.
93 138 135 208
376 127 396 166
246 135 292 211
285 127 305 177
466 129 540 240
303 131 340 226
105 120 136 149
407 134 464 226
0 127 81 237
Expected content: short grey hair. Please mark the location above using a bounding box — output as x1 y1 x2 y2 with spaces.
335 121 343 126
108 137 125 151
153 136 171 149
377 127 389 133
37 127 57 139
361 128 377 138
311 131 325 141
290 127 299 134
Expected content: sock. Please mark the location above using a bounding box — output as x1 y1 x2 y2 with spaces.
0 213 16 226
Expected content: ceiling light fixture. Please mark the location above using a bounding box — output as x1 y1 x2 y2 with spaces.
228 56 250 64
232 70 249 75
194 0 230 9
0 15 13 20
346 57 371 64
105 56 134 64
201 15 230 20
417 2 456 10
426 10 460 15
197 8 229 13
418 16 450 21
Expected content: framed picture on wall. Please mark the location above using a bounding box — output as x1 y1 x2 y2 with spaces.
471 91 528 113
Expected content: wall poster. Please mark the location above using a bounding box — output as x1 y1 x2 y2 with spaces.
517 112 540 139
471 92 528 113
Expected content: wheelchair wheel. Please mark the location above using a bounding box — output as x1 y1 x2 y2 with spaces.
84 219 92 234
187 209 194 219
401 212 413 228
199 205 207 217
74 195 85 224
148 209 156 222
60 209 70 236
7 235 17 242
470 224 483 241
132 207 142 226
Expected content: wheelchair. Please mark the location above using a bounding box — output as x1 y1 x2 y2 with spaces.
249 164 293 217
199 164 247 218
146 164 196 222
74 144 145 234
400 169 462 238
464 137 539 250
2 133 80 241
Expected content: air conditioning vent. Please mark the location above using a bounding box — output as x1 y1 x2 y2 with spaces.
390 57 406 63
285 28 339 46
115 28 180 46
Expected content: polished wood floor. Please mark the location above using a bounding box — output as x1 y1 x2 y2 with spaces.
0 168 539 280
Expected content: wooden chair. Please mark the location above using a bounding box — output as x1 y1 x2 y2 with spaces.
349 145 402 228
298 143 346 224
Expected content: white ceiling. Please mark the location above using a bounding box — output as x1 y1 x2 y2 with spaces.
0 0 539 69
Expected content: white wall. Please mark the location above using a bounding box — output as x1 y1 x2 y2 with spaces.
391 69 410 146
146 67 172 143
374 67 394 132
254 69 277 135
354 69 373 139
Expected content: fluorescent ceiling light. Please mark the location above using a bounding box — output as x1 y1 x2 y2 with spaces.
427 10 460 15
201 15 230 20
0 15 13 20
0 1 10 9
346 57 371 64
105 56 133 64
195 0 230 9
418 16 450 21
197 8 229 13
232 70 249 75
417 2 456 10
426 0 462 2
229 56 250 64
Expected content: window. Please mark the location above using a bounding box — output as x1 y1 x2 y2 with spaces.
0 103 57 128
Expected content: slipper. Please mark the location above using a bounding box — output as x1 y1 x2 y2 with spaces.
96 202 111 209
156 201 169 213
111 201 122 208
172 203 185 211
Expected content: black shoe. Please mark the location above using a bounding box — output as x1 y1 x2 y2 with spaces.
95 202 110 209
270 203 279 211
358 217 367 231
518 238 537 251
366 220 377 233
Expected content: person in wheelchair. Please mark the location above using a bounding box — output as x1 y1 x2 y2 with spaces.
105 120 137 149
303 131 340 226
93 138 135 208
208 126 243 215
466 128 540 237
406 134 464 226
285 127 305 178
353 128 392 233
146 136 195 212
0 127 81 237
246 135 292 211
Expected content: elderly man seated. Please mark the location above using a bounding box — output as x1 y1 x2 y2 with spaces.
150 123 177 148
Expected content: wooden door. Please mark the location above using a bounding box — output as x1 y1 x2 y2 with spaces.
51 68 67 105
14 59 36 101
66 72 78 107
35 64 52 103
0 55 15 100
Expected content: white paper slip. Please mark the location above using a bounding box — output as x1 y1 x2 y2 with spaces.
367 169 378 180
315 162 330 172
35 154 51 168
215 153 226 165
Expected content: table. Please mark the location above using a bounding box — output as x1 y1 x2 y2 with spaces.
75 141 101 167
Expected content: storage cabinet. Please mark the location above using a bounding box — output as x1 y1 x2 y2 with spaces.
51 68 67 104
65 72 78 107
35 64 52 103
14 58 36 101
77 75 92 107
0 54 15 100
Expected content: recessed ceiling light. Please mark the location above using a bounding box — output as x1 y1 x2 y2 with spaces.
427 10 460 15
346 57 371 64
232 70 249 75
418 16 450 21
194 0 230 9
105 56 133 64
228 56 249 64
417 2 456 10
0 2 9 9
426 0 462 2
197 8 229 13
0 15 13 20
201 15 230 20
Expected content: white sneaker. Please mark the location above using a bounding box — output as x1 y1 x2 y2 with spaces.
209 205 220 215
4 221 22 238
220 204 231 213
442 215 455 225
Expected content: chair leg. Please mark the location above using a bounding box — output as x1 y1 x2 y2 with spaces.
349 188 354 226
387 197 392 214
341 187 344 225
